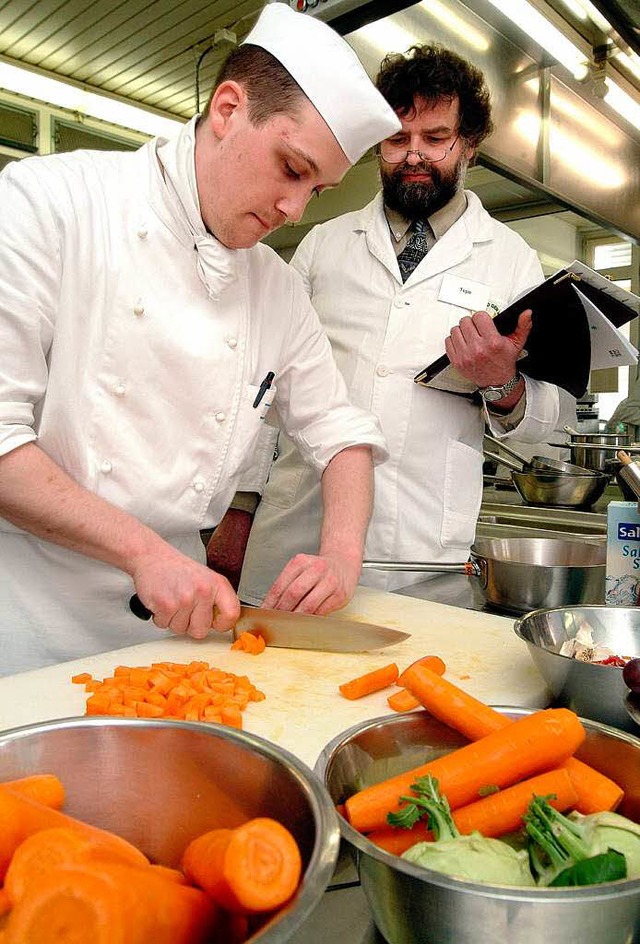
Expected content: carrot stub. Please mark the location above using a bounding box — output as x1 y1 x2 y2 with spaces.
231 632 266 655
3 861 218 944
344 707 586 833
400 662 624 815
339 663 399 700
182 817 302 914
0 787 148 882
388 655 447 711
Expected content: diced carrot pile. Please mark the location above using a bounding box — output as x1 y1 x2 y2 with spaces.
72 661 266 728
230 632 266 655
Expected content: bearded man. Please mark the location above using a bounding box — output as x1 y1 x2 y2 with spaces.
214 43 574 604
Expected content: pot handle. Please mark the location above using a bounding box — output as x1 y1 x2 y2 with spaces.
362 560 479 576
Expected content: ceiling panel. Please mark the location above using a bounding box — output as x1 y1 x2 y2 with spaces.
0 0 265 119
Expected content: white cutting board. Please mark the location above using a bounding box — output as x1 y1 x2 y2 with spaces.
0 587 549 769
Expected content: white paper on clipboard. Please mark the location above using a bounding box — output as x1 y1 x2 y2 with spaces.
573 286 639 370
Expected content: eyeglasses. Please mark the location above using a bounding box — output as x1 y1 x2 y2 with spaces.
378 134 460 165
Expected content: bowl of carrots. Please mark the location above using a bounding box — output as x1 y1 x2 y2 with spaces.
316 663 640 944
0 716 340 943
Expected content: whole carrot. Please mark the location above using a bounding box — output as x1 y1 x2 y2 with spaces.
367 768 578 854
339 664 399 700
399 663 623 814
397 655 446 688
344 708 585 834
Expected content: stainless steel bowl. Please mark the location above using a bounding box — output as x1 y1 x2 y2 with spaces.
315 709 640 944
0 717 340 943
511 468 610 508
514 605 640 733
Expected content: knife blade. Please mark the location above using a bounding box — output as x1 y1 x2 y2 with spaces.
234 606 409 652
128 594 409 652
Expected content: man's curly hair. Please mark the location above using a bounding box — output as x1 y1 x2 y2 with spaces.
376 44 493 146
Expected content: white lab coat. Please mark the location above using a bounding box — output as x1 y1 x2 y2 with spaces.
239 191 571 600
0 144 387 674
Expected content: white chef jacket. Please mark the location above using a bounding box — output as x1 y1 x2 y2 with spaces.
239 190 570 600
0 140 387 674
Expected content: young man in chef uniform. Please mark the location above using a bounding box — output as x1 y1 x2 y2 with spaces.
236 43 577 604
0 4 401 674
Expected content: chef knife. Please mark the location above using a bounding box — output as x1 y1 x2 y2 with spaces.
129 594 409 652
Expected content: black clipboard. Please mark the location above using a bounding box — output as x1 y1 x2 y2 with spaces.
414 263 639 400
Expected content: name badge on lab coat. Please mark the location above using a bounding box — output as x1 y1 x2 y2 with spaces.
438 275 490 313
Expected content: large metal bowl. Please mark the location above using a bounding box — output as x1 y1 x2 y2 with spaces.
0 717 340 943
511 468 610 508
514 605 640 733
315 709 640 944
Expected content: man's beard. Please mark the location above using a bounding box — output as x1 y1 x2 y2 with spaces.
381 158 465 220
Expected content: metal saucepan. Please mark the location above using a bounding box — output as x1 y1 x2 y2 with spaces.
363 536 606 614
547 430 640 472
483 448 608 508
484 433 597 476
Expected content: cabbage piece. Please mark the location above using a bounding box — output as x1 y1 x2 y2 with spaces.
392 775 535 887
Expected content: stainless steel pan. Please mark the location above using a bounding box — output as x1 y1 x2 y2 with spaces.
363 536 606 614
484 433 596 476
547 432 640 472
483 448 608 508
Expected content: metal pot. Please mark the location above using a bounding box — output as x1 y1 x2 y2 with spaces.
363 536 606 613
550 433 637 472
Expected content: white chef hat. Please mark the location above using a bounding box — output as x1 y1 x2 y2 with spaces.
242 3 400 164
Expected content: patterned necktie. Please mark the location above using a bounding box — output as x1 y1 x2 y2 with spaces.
397 220 429 282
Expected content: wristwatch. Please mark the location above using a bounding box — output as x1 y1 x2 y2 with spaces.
479 374 521 403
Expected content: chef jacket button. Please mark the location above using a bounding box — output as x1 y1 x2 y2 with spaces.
193 480 205 493
226 337 238 349
133 300 145 316
137 226 148 239
215 411 226 423
393 298 405 308
376 365 390 377
113 383 126 397
101 460 113 474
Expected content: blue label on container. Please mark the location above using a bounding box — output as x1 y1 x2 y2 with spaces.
618 523 640 540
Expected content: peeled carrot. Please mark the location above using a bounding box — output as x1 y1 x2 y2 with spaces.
3 862 218 944
397 655 446 688
344 708 585 833
75 661 265 725
453 767 578 838
368 821 433 856
1 775 65 810
399 662 624 814
388 655 447 711
400 664 510 741
0 787 148 881
182 817 302 914
368 768 579 855
387 689 421 712
339 663 399 700
149 865 189 885
0 888 10 919
4 826 153 905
